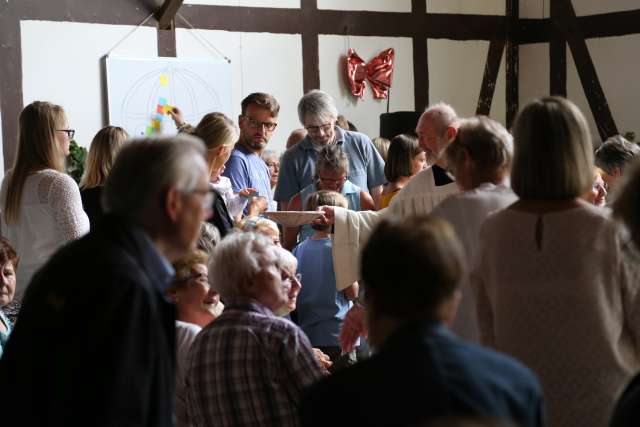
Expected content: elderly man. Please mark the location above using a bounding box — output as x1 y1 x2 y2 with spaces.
300 216 544 427
594 135 640 190
186 232 324 427
0 136 211 426
275 90 385 209
223 92 280 207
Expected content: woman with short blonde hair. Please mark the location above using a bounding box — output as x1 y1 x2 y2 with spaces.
80 126 128 226
0 101 89 297
472 97 640 427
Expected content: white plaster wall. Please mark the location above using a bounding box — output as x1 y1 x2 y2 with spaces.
0 110 4 179
184 0 299 7
318 35 414 139
521 0 639 18
519 43 549 107
427 0 504 15
176 29 303 155
567 34 640 142
21 20 157 148
520 0 549 19
318 0 411 12
428 39 506 124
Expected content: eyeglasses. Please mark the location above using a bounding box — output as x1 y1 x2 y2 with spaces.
243 115 278 132
317 175 347 185
57 129 76 140
266 162 280 170
173 271 208 285
304 123 333 135
186 187 216 210
284 273 302 283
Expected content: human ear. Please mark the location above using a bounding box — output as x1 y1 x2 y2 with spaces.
164 186 183 223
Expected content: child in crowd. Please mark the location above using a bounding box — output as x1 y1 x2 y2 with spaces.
379 133 427 209
293 190 358 371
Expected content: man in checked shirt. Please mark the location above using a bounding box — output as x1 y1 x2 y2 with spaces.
185 232 325 427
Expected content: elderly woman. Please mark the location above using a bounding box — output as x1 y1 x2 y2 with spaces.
274 89 385 210
431 116 516 342
471 97 640 427
0 237 19 358
261 150 280 211
283 144 374 249
185 232 325 427
166 249 222 427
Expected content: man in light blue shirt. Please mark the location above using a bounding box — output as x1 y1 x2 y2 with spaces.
274 90 385 208
223 92 279 207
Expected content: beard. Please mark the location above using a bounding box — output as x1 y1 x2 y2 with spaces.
243 133 267 151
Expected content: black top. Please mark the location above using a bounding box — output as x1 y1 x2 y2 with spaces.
301 320 544 427
207 188 234 238
0 215 176 427
80 186 103 229
432 164 455 186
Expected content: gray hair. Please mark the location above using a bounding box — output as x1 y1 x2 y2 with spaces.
595 135 640 175
316 144 349 175
102 135 206 221
511 96 593 199
275 245 297 272
261 149 279 163
297 90 339 124
197 222 221 256
423 102 458 136
208 232 279 300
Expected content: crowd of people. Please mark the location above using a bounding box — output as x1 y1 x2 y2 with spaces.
0 88 639 427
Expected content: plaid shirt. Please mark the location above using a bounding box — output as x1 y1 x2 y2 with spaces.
185 299 324 427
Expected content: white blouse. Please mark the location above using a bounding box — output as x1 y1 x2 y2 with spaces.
1 169 89 297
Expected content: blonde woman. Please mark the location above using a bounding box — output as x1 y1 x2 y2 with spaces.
0 101 89 297
80 126 128 226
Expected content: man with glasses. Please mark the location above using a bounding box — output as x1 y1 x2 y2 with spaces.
274 90 385 210
223 92 280 209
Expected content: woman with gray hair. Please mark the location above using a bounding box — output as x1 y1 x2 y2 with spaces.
185 232 324 427
431 116 516 342
282 144 374 250
274 89 385 210
471 97 640 427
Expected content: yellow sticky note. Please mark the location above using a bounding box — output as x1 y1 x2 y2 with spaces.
163 105 173 115
159 74 169 86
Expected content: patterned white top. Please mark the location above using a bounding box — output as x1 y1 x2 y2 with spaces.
1 169 89 297
472 202 640 427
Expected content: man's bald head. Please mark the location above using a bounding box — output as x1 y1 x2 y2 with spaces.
286 128 307 150
416 103 459 166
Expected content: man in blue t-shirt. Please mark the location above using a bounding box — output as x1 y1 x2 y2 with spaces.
274 90 385 209
223 93 279 208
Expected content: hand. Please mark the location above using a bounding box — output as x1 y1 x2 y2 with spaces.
313 205 335 227
239 188 258 199
339 304 367 353
312 348 333 375
247 196 268 216
168 106 185 127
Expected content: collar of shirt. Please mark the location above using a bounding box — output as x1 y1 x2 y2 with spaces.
299 126 346 152
129 224 175 292
223 297 277 317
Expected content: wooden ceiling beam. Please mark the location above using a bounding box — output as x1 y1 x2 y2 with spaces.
156 0 184 30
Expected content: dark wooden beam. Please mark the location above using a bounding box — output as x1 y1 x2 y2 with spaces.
505 0 519 129
412 0 428 110
0 17 22 169
300 0 320 93
517 9 640 44
476 38 505 116
156 0 183 30
157 28 177 57
557 0 617 139
549 0 566 97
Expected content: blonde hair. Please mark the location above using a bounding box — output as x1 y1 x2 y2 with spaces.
167 250 209 293
80 126 128 189
195 112 238 151
511 97 593 199
4 101 67 224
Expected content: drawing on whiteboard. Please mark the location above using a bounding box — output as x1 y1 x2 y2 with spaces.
106 57 232 137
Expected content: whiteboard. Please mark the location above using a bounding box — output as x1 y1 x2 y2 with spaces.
105 56 232 137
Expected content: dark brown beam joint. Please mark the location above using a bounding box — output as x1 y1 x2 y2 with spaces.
505 0 519 129
476 38 505 116
156 0 184 30
550 0 566 97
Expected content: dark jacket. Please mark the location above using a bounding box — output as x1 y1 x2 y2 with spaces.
0 214 176 427
80 186 104 228
207 188 234 238
300 321 544 427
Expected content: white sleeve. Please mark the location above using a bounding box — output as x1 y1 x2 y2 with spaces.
47 173 90 241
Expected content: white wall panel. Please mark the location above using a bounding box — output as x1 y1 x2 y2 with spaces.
21 20 157 148
318 0 411 12
176 29 303 154
428 39 506 124
318 35 414 139
519 43 549 107
427 0 504 15
184 0 300 7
